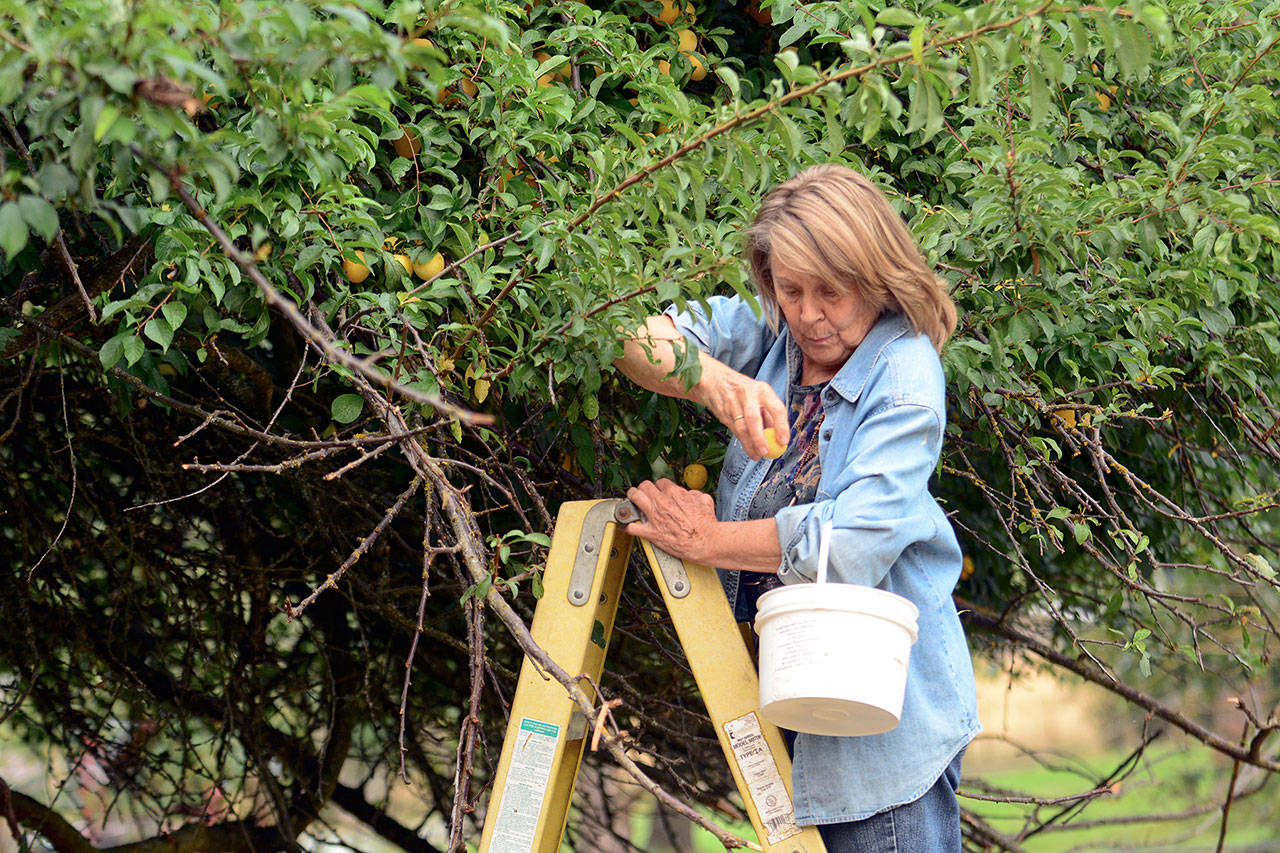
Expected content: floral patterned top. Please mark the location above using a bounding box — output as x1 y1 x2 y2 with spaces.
736 363 828 621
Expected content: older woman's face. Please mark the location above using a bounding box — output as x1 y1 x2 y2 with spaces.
771 257 877 385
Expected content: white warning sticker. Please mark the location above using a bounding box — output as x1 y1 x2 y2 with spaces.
488 717 561 853
723 712 802 845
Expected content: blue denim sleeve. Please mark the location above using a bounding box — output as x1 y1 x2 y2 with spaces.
773 400 944 587
662 295 776 377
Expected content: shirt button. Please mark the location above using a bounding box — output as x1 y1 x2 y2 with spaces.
822 429 832 441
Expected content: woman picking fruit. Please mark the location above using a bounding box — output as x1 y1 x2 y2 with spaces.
613 164 979 851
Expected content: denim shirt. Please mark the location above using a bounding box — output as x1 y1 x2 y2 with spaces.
666 295 981 824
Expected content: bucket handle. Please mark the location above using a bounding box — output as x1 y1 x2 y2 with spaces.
815 519 833 585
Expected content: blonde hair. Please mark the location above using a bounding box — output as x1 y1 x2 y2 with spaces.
744 164 956 352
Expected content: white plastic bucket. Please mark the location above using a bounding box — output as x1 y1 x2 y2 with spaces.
753 522 919 736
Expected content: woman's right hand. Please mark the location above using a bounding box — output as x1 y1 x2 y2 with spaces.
693 361 789 461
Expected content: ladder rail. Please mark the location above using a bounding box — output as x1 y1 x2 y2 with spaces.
479 499 827 853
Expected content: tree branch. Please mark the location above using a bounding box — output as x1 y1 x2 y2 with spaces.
961 600 1280 772
330 784 445 853
6 784 285 853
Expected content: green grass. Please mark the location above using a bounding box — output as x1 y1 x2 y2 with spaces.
618 745 1278 852
962 745 1279 851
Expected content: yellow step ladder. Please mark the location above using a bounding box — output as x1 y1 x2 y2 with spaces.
478 499 827 853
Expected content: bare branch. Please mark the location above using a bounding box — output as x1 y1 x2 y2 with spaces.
961 600 1280 772
286 476 424 619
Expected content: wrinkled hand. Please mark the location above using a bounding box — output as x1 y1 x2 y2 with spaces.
694 365 789 460
624 479 718 564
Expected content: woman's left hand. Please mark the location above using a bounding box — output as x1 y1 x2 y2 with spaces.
624 478 718 564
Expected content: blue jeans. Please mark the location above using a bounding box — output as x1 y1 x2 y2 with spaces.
812 749 964 852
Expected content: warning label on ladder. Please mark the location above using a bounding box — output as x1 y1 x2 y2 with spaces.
488 717 561 853
723 712 802 845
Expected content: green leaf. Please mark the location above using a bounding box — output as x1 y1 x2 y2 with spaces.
533 55 569 81
0 59 23 107
533 235 555 270
36 163 79 200
161 301 187 331
906 78 928 133
1028 66 1049 127
1116 20 1148 78
1242 553 1276 580
123 334 146 366
876 8 921 27
331 393 364 424
86 63 138 94
715 65 740 98
778 22 807 50
1066 15 1091 54
340 83 391 109
1073 521 1091 544
148 169 170 204
99 334 126 370
859 85 883 143
0 203 28 259
144 316 174 351
296 242 326 270
18 196 59 240
923 76 943 140
1213 231 1232 263
94 103 122 143
967 43 988 105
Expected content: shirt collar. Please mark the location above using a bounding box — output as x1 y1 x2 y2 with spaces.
781 312 913 404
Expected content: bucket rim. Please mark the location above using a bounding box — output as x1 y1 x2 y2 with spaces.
755 582 919 619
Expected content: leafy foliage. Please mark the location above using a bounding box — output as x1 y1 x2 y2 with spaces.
2 0 1278 849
